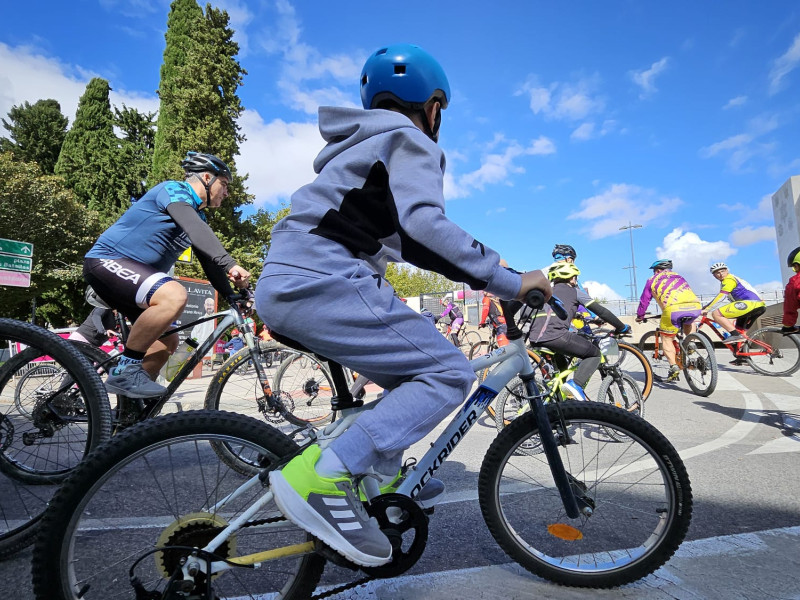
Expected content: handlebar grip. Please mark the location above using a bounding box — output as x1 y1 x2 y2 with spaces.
524 289 545 309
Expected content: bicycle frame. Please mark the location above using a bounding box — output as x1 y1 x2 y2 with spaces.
192 332 585 576
697 315 772 358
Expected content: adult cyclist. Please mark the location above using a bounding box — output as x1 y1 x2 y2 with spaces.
478 291 508 346
636 259 701 381
527 262 630 401
436 295 465 345
83 152 251 398
703 262 766 363
782 246 800 335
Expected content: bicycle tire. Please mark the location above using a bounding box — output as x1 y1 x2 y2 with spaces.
617 342 654 401
639 331 672 382
596 373 644 441
744 327 800 376
493 375 548 433
0 319 111 560
682 332 717 396
31 410 325 600
14 363 62 416
460 329 481 349
478 401 692 588
205 348 319 474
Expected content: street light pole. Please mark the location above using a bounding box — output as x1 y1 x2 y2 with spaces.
619 222 642 299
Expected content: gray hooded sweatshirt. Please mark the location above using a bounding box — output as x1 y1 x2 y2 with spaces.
262 106 520 300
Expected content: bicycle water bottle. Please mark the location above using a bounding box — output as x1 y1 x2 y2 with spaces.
164 337 199 381
710 321 730 339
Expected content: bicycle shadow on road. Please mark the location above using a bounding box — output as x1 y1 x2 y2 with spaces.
694 399 800 437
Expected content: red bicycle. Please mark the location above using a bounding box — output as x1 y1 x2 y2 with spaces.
695 314 800 376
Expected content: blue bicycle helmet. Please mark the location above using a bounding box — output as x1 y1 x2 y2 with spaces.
650 259 673 270
360 44 450 111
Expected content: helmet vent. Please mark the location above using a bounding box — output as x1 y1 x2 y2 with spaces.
394 64 406 75
361 74 368 86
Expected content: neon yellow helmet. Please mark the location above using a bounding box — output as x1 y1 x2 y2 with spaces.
548 263 581 282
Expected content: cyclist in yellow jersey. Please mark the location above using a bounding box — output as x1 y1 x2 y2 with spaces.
702 262 766 352
636 259 702 381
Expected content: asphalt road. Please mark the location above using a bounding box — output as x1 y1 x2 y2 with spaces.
2 352 800 598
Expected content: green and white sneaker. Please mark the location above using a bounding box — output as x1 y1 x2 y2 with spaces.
268 444 393 567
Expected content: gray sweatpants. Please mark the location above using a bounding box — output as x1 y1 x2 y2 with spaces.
256 261 476 475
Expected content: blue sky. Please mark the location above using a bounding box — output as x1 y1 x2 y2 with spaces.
2 0 799 301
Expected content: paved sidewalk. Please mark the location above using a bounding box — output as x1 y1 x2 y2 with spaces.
327 526 800 600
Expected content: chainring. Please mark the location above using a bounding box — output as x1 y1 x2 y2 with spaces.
155 512 236 579
361 494 428 579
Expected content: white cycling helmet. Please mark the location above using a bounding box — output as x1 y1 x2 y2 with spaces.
710 262 728 273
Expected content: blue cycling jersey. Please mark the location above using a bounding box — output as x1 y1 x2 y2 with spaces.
86 181 206 273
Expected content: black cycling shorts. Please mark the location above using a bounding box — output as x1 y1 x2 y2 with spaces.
83 257 172 322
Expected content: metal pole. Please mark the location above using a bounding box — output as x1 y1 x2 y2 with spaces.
619 223 642 298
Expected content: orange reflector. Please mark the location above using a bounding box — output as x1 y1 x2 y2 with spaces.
547 523 583 541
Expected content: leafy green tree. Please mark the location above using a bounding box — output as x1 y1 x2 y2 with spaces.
115 104 156 201
0 153 101 323
0 99 68 174
151 1 249 239
54 78 130 224
385 263 456 297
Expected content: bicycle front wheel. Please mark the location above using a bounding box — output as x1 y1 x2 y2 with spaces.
32 411 324 600
493 375 546 433
596 373 644 441
682 333 717 396
616 342 654 401
272 352 335 426
744 327 800 376
479 401 692 588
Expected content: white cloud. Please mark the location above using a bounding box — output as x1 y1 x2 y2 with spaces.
0 42 159 131
630 57 669 99
583 280 624 301
768 32 800 95
258 0 361 114
722 95 747 109
656 228 736 294
730 225 776 246
751 280 783 293
517 75 605 121
570 119 617 141
238 109 322 207
567 183 681 239
699 114 779 171
445 136 555 199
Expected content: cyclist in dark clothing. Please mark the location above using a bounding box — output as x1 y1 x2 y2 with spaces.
68 307 117 347
527 262 630 401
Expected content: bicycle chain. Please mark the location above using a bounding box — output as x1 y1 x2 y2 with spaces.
311 575 375 600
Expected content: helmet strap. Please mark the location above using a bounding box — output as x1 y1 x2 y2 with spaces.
189 173 216 208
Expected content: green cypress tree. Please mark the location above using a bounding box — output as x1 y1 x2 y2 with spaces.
115 104 156 201
54 78 129 223
150 0 204 183
0 99 68 174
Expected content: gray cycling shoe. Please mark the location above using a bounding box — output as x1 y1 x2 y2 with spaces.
105 363 167 398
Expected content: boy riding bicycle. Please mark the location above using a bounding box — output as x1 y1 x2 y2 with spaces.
255 43 550 567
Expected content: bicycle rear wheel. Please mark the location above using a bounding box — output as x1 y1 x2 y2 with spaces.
744 327 800 376
32 411 325 600
272 352 335 426
479 401 692 588
493 376 546 433
682 333 717 396
0 319 111 560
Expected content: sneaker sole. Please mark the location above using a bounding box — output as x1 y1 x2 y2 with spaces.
268 470 392 568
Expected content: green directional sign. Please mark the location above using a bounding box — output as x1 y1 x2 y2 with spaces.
0 238 33 257
0 254 32 272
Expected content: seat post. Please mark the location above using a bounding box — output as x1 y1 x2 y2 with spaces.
327 361 363 411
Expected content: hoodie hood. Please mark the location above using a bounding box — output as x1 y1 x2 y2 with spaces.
313 106 427 173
